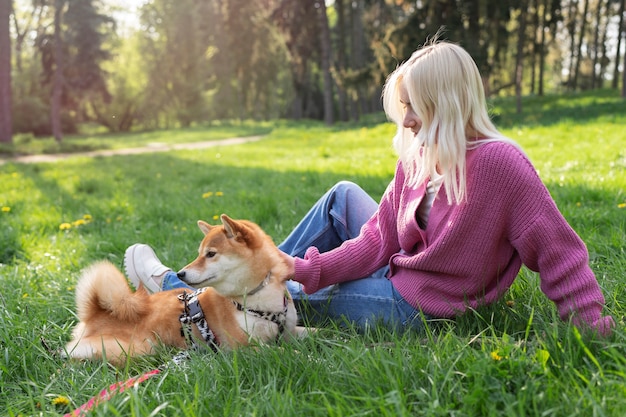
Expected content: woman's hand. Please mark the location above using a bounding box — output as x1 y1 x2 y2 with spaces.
279 250 296 280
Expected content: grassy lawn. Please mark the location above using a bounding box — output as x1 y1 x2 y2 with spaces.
0 90 625 416
0 120 274 156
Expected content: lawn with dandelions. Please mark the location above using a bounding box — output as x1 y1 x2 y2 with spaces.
0 90 625 416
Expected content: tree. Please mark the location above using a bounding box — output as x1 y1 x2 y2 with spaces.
537 0 562 96
334 0 349 121
36 0 113 140
613 0 625 89
50 0 63 142
623 19 626 97
590 0 606 89
515 0 529 114
63 0 113 107
272 0 322 119
572 0 590 90
0 0 11 144
317 0 334 125
89 33 146 132
141 0 210 127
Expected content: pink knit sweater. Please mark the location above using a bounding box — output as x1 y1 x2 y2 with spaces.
294 142 614 334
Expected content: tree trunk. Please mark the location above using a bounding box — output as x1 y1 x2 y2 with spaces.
623 24 626 97
597 0 612 87
317 0 334 125
590 0 604 89
335 0 348 122
515 1 528 114
613 0 625 89
349 0 365 121
0 0 11 144
538 0 548 96
529 0 539 94
51 0 64 143
572 0 590 90
566 0 578 89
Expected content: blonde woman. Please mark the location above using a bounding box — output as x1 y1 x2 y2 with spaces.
126 41 613 335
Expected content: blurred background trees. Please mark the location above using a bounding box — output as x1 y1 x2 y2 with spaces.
2 0 626 141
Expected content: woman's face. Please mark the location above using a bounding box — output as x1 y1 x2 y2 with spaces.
399 81 422 136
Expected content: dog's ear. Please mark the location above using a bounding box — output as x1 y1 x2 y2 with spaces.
220 215 262 248
221 214 252 243
197 220 214 236
220 214 239 239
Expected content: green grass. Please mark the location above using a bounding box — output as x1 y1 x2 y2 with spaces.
0 90 625 416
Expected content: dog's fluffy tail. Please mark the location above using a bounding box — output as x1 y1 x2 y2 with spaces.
75 260 149 322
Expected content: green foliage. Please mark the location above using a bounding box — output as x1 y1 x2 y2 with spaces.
11 96 50 136
0 92 624 416
63 0 114 99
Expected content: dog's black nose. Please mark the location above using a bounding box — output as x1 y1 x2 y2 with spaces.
177 271 186 279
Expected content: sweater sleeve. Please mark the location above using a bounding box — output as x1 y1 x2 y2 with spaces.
293 162 405 294
499 145 614 335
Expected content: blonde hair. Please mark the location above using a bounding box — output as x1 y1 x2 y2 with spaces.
382 41 521 204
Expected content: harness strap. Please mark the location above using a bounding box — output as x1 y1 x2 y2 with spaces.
232 296 289 337
178 288 289 351
178 289 219 353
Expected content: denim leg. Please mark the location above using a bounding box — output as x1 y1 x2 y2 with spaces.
286 270 426 333
279 181 424 332
277 181 378 258
161 271 193 291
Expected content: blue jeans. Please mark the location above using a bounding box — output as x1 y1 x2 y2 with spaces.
162 181 426 332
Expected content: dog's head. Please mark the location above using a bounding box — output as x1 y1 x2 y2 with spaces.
177 214 283 296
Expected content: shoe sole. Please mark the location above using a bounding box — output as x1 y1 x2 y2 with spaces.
124 244 160 294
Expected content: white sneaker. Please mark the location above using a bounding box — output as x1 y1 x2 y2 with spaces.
124 244 171 293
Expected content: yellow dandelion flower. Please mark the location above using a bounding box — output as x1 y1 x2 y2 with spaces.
51 395 70 406
59 223 72 230
490 350 504 361
202 192 214 198
618 203 626 209
22 293 28 298
72 219 86 227
216 191 224 196
83 214 92 221
1 206 10 212
212 215 219 220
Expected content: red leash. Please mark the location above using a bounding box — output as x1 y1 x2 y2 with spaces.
63 369 161 416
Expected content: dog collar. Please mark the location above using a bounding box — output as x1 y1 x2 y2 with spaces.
178 288 219 352
246 271 271 296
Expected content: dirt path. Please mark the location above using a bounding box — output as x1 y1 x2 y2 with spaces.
0 135 264 166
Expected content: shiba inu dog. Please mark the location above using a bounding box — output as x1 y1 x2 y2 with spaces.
65 215 303 366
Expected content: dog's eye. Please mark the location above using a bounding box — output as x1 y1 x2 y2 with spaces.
206 250 217 258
